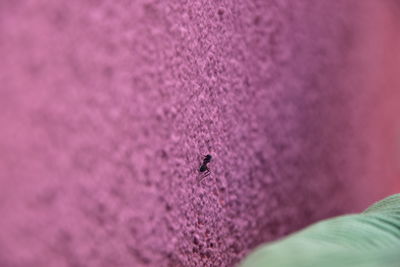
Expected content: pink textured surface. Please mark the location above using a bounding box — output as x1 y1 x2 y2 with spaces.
1 1 396 266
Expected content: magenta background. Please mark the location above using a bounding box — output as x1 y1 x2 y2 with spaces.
0 1 396 266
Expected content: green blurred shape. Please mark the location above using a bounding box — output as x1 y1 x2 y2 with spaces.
240 194 400 267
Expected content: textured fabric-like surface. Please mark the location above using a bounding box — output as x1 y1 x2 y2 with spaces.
0 0 397 266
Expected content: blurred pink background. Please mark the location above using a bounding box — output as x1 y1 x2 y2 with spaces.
0 0 399 266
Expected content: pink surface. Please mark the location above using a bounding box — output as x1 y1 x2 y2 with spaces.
0 1 398 266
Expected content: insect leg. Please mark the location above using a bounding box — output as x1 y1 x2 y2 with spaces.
198 169 210 183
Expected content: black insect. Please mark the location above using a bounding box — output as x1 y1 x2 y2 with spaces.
199 154 212 181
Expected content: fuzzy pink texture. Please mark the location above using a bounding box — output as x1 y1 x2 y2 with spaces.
0 0 373 266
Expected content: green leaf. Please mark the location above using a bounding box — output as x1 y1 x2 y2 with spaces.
240 194 400 267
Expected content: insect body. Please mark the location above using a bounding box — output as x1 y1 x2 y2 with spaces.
198 154 212 181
